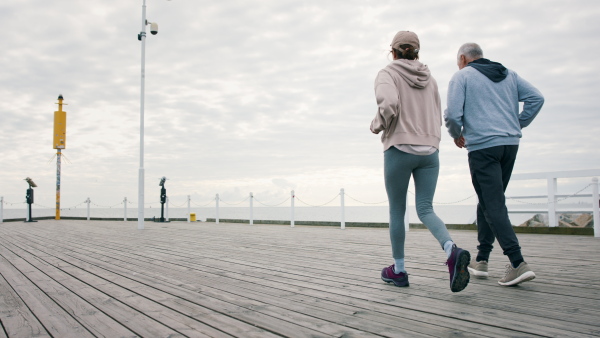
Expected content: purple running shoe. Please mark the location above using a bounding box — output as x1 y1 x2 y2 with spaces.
446 244 471 292
381 265 409 287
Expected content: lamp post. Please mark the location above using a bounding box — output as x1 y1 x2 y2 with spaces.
137 0 162 230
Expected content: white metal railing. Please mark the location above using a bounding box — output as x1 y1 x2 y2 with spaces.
509 169 600 237
1 171 597 236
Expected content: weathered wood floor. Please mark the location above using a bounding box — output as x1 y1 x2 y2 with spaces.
0 220 599 337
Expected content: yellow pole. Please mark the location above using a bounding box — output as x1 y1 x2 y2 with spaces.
56 148 61 220
54 95 67 220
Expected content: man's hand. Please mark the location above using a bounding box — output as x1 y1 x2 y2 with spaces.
454 136 466 148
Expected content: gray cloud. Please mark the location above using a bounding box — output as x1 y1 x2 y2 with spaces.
1 0 598 209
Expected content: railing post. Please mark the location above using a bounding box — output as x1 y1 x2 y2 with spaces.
547 177 558 227
340 188 345 230
249 192 254 225
165 196 169 222
405 196 410 232
215 194 220 224
187 195 191 223
0 196 3 224
124 197 128 221
291 190 295 228
86 198 91 221
592 177 599 238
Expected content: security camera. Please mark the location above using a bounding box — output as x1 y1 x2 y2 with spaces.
150 22 158 35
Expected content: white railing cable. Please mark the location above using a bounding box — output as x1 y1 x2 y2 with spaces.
90 201 126 208
344 193 387 205
219 196 250 206
253 196 290 207
190 199 213 207
295 194 339 207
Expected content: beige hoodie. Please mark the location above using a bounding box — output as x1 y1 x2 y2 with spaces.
370 59 442 151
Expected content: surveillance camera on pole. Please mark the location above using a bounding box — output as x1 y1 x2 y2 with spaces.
138 20 159 40
150 22 158 35
137 0 171 230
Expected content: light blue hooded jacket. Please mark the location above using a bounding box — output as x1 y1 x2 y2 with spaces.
444 59 544 152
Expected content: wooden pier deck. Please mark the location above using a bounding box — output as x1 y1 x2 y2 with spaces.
0 220 599 337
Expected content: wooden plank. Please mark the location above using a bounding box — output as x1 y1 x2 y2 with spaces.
0 242 146 337
0 240 231 338
4 224 544 334
45 223 600 325
2 220 600 337
0 272 49 337
0 254 93 337
2 232 328 338
17 238 380 338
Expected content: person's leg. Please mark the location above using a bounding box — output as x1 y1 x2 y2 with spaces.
467 179 495 278
474 199 495 262
381 147 414 287
498 145 522 266
500 145 519 191
384 147 414 267
413 151 470 292
412 151 452 248
467 146 523 265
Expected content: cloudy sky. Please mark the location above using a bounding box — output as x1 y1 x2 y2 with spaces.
1 0 599 210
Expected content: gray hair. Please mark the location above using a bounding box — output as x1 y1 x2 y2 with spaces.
457 43 483 60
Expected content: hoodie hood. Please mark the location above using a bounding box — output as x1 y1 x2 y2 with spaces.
467 58 508 83
385 59 431 89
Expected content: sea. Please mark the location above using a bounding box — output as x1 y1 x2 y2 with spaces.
2 203 592 225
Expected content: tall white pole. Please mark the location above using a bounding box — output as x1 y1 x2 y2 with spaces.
1 196 3 223
340 188 345 230
215 194 220 224
249 192 254 225
592 177 599 238
137 0 147 230
291 190 295 228
124 197 128 221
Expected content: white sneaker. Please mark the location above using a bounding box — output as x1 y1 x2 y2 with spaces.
498 262 536 286
467 259 489 278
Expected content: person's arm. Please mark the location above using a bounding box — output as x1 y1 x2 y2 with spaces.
516 74 544 128
444 74 465 142
370 70 399 134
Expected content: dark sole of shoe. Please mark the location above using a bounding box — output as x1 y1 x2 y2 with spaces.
451 250 471 292
381 277 409 287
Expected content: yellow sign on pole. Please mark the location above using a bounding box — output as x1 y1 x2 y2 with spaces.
53 95 67 149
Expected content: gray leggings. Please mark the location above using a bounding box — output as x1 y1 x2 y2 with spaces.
384 147 452 259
